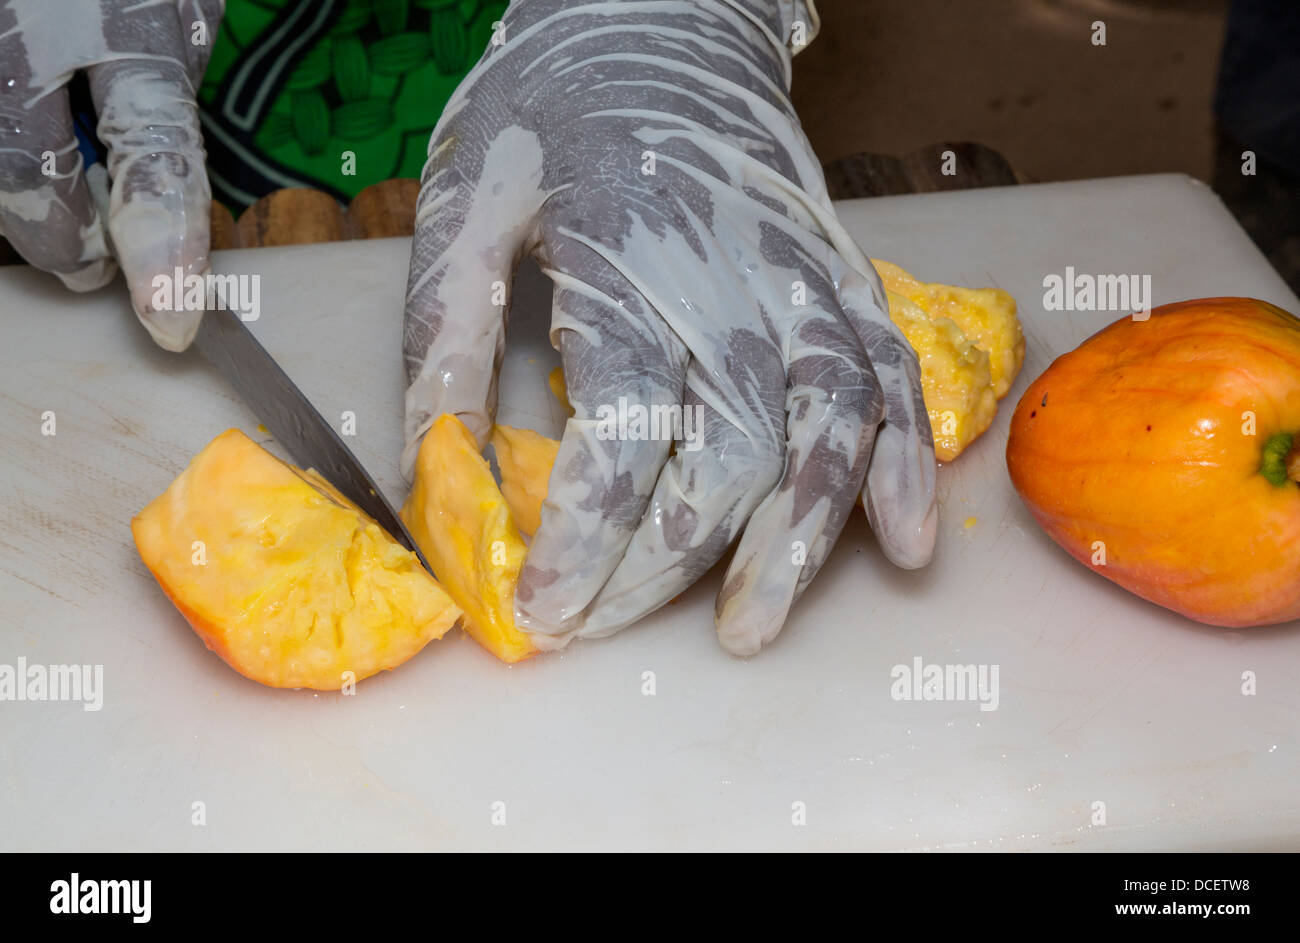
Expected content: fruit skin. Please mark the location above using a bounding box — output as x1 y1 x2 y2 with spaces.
1006 297 1300 628
132 429 462 690
402 415 539 663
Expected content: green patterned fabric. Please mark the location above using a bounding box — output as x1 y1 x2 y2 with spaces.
198 0 507 210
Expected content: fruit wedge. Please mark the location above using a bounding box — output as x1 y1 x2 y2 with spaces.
490 424 560 538
873 258 1024 397
132 429 462 690
872 258 1024 460
402 415 539 663
885 289 998 462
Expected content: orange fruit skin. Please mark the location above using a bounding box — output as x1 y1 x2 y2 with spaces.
1006 298 1300 627
138 564 264 685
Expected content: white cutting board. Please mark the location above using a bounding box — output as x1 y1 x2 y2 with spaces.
3 174 1299 851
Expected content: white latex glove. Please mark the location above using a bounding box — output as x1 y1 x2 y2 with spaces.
0 0 223 351
402 0 937 656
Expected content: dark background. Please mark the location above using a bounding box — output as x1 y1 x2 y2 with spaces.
791 0 1298 291
794 0 1229 183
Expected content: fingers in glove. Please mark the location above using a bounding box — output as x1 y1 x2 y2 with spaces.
837 260 938 568
88 10 211 352
401 122 548 478
514 255 690 642
0 22 114 291
714 311 882 656
578 352 785 638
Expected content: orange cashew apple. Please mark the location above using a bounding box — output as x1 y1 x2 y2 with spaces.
1006 297 1300 627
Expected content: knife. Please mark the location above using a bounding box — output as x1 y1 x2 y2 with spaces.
193 304 434 575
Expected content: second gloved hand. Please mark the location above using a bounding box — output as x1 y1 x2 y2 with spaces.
402 0 937 656
0 0 223 351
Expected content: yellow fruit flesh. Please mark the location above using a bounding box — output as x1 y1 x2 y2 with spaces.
402 415 538 664
131 429 461 690
873 259 1024 461
885 290 998 462
873 258 1024 398
491 424 561 538
548 367 573 415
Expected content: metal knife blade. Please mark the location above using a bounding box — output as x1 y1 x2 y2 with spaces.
193 305 434 575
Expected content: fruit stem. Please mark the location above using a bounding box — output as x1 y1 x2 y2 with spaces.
1261 432 1298 486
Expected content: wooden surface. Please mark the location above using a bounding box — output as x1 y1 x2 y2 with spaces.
823 142 1027 199
0 145 1021 260
208 143 1024 249
219 179 418 251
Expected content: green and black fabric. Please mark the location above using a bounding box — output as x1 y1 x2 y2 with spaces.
198 0 507 210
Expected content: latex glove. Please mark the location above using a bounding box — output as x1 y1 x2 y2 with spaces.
0 0 222 351
402 0 937 656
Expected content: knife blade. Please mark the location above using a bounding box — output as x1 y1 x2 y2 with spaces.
193 304 434 575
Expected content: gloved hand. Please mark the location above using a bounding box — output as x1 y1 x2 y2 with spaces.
0 0 223 351
402 0 937 656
